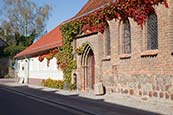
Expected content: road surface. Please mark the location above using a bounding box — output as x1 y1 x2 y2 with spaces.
0 87 89 115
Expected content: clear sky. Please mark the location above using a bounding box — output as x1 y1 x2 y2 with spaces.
34 0 88 32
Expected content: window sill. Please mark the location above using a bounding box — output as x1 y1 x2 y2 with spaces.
119 54 131 59
141 49 158 57
102 55 111 61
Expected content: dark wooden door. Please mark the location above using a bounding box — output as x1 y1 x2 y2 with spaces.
87 50 95 90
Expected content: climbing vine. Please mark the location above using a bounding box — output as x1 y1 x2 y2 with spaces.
75 42 88 55
57 0 168 87
55 21 82 84
79 0 169 34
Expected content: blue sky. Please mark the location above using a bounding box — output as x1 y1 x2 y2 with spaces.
35 0 88 32
0 0 88 32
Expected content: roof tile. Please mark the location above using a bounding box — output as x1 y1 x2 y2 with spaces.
75 0 112 17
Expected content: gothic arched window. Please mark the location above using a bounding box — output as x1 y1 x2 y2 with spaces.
123 19 131 53
147 13 158 50
105 25 111 55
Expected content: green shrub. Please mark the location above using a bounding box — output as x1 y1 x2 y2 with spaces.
69 83 77 90
4 44 26 57
4 74 11 79
41 78 64 89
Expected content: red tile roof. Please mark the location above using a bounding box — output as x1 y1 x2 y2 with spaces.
75 0 112 17
15 25 63 58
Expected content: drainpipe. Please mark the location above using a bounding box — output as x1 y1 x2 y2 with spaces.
27 58 30 84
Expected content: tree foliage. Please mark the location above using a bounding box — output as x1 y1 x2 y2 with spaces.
0 0 52 57
0 28 35 57
2 0 52 36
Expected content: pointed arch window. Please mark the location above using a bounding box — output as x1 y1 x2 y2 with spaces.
105 25 111 55
122 19 131 54
147 13 158 50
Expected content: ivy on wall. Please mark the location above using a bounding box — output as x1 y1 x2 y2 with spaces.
38 48 58 66
75 42 88 55
55 21 82 84
79 0 169 34
45 0 169 87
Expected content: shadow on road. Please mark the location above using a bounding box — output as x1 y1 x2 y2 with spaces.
0 80 161 115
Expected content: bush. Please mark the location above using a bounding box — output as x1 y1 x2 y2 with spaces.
4 74 11 79
69 83 77 90
41 78 64 89
4 44 26 56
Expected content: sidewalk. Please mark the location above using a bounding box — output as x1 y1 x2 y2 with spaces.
0 79 173 115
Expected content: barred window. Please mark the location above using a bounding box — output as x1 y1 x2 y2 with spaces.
105 25 111 55
147 13 158 50
123 19 131 53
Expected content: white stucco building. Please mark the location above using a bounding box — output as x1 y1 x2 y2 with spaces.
15 25 63 84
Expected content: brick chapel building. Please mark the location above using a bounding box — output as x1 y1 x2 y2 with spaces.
15 0 173 101
72 0 173 101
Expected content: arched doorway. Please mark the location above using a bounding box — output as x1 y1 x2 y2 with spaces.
81 44 95 91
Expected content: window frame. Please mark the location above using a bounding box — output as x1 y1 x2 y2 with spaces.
146 12 158 50
120 19 131 54
141 12 159 57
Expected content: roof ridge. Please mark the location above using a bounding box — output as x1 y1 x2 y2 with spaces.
75 0 112 17
63 0 112 24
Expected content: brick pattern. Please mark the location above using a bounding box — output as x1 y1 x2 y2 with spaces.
104 74 173 100
76 4 173 101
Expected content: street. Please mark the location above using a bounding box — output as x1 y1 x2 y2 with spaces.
0 87 88 115
0 79 165 115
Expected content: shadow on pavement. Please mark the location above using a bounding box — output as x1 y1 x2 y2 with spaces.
0 81 161 115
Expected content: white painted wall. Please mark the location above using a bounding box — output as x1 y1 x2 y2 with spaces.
16 59 25 78
16 57 63 81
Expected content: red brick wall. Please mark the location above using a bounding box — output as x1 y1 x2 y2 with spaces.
76 4 173 101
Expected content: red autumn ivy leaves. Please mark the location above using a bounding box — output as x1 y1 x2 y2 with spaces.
58 0 168 84
38 48 58 66
74 0 168 34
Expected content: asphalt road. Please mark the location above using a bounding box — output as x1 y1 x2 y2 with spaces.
0 87 88 115
0 79 162 115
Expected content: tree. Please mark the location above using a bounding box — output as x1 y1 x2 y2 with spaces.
2 0 52 36
0 0 52 57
